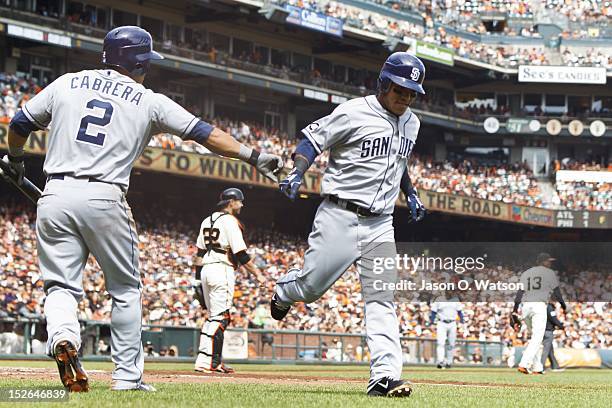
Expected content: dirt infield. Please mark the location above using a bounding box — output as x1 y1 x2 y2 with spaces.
0 366 552 389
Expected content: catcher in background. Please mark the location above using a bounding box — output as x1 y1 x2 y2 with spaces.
194 188 265 373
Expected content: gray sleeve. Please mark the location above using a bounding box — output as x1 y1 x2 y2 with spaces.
21 75 62 129
150 93 198 139
301 109 352 154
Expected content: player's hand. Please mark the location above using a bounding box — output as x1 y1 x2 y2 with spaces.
279 168 303 201
510 312 521 331
405 187 426 223
1 155 25 185
255 153 284 182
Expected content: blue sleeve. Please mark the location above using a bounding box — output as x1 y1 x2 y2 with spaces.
9 110 37 138
293 137 318 165
184 120 214 144
430 311 437 323
458 310 464 323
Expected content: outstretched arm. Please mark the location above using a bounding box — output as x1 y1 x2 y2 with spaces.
184 123 283 181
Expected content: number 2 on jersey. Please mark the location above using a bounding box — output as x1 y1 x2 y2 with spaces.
76 99 114 146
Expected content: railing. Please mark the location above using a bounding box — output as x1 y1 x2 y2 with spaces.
0 318 504 365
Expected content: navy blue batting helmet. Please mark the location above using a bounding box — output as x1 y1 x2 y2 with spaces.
378 52 426 95
102 26 163 76
217 188 245 207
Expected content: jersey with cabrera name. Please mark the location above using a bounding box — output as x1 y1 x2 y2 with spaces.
519 266 560 302
302 95 420 215
196 212 247 268
21 69 199 189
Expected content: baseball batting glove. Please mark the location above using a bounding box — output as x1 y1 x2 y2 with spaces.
279 168 303 201
510 312 521 331
1 155 25 185
255 153 284 182
405 187 426 223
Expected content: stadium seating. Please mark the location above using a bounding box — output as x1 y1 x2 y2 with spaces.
1 70 609 211
0 202 608 352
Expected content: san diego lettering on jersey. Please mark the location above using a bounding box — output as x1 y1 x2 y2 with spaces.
361 136 414 158
70 72 143 106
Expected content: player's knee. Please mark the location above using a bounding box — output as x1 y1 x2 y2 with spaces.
299 280 324 303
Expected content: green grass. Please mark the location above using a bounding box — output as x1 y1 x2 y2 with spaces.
0 361 610 407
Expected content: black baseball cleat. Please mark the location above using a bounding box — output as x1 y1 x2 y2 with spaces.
367 377 413 397
54 340 89 392
436 363 444 369
270 294 290 321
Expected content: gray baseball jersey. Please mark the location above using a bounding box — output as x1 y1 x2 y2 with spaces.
22 69 198 188
301 95 420 214
519 266 559 302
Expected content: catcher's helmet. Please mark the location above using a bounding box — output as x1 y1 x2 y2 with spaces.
102 26 163 76
377 52 426 95
217 188 245 207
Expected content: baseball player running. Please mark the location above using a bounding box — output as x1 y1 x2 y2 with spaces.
430 293 464 369
271 53 427 397
194 188 264 373
512 253 566 374
4 26 282 392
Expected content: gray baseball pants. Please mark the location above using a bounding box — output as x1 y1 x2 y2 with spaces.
275 198 402 382
37 177 143 386
436 321 457 365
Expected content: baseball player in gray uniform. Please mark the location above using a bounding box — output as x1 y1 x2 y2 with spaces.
4 26 282 392
430 294 464 369
271 52 427 397
512 253 566 375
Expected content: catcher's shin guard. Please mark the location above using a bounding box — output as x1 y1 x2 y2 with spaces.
195 311 230 371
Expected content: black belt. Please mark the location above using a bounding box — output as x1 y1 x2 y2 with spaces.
442 319 455 324
328 195 379 217
47 174 125 192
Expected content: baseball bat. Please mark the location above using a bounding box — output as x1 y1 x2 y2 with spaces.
0 159 42 204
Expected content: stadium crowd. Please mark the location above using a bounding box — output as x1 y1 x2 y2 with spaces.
408 156 549 207
280 0 611 40
0 202 609 358
149 126 611 211
276 0 554 68
5 0 611 95
1 71 610 211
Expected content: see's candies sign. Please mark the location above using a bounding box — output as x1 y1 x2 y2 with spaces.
518 66 606 85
